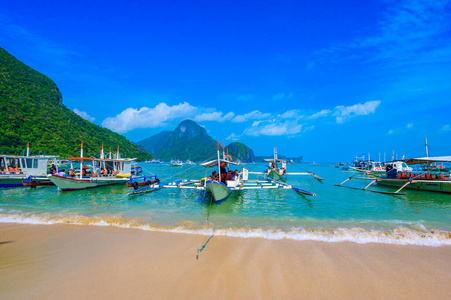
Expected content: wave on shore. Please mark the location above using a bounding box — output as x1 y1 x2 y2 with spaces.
1 213 450 247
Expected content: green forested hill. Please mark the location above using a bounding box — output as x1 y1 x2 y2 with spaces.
138 120 217 161
0 47 152 160
226 142 256 162
138 119 256 162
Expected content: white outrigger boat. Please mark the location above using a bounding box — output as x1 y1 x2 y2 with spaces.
49 143 136 191
263 148 323 182
128 142 317 201
335 156 451 195
0 143 58 188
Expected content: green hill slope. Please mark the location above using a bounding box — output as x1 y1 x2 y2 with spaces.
226 142 256 162
0 47 152 160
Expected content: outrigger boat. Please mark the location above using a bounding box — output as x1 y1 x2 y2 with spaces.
263 148 323 182
335 156 451 195
49 143 136 191
0 143 58 188
127 142 317 201
131 163 143 175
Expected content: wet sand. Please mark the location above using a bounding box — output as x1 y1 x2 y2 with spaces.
1 223 450 299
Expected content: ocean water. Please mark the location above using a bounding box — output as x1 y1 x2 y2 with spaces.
1 163 450 246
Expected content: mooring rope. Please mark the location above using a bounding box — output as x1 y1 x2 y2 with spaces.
196 234 214 260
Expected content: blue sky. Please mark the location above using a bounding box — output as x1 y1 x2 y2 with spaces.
1 0 450 161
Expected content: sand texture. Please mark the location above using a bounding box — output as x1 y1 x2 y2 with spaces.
1 223 450 299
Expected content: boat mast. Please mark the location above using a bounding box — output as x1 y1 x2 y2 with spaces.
80 142 83 179
26 142 30 157
425 136 429 157
217 140 221 181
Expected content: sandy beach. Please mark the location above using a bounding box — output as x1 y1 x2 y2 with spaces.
0 223 450 299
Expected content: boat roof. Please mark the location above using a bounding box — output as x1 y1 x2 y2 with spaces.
0 154 59 159
264 158 287 162
199 159 242 168
68 157 137 162
404 156 451 165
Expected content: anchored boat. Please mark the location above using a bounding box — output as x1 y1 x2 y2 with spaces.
128 141 317 202
49 143 136 191
262 148 323 182
336 156 451 194
0 143 58 188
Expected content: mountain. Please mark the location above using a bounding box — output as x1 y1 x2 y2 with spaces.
138 120 256 162
226 142 256 162
0 47 152 160
138 120 217 161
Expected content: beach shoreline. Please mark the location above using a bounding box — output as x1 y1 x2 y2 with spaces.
1 223 450 299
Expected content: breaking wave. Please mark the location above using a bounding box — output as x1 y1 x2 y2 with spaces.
1 213 450 247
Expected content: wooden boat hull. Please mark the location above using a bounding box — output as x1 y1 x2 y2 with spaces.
49 175 127 191
22 176 55 187
22 180 55 187
126 179 159 188
205 180 232 202
377 178 451 194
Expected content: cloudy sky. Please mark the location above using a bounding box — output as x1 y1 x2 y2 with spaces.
1 0 450 161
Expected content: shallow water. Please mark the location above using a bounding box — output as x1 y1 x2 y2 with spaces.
1 163 450 246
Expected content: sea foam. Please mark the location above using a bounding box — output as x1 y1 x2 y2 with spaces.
1 213 450 247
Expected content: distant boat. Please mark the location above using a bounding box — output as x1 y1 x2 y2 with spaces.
146 159 162 163
170 159 183 167
186 154 194 165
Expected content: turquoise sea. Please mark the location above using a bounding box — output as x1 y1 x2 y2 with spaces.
1 163 450 246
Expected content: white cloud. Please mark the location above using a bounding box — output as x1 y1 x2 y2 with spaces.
334 100 381 123
406 123 414 128
244 119 303 136
73 108 95 122
194 111 234 122
280 110 299 119
226 133 241 141
232 110 271 123
102 102 196 133
309 1 451 68
442 124 450 131
307 109 331 120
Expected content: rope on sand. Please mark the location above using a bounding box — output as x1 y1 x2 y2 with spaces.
196 235 214 260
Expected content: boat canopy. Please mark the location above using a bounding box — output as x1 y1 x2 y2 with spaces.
404 156 451 165
68 157 136 162
264 158 287 163
199 159 242 168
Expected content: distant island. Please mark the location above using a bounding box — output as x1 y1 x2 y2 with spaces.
0 47 152 160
